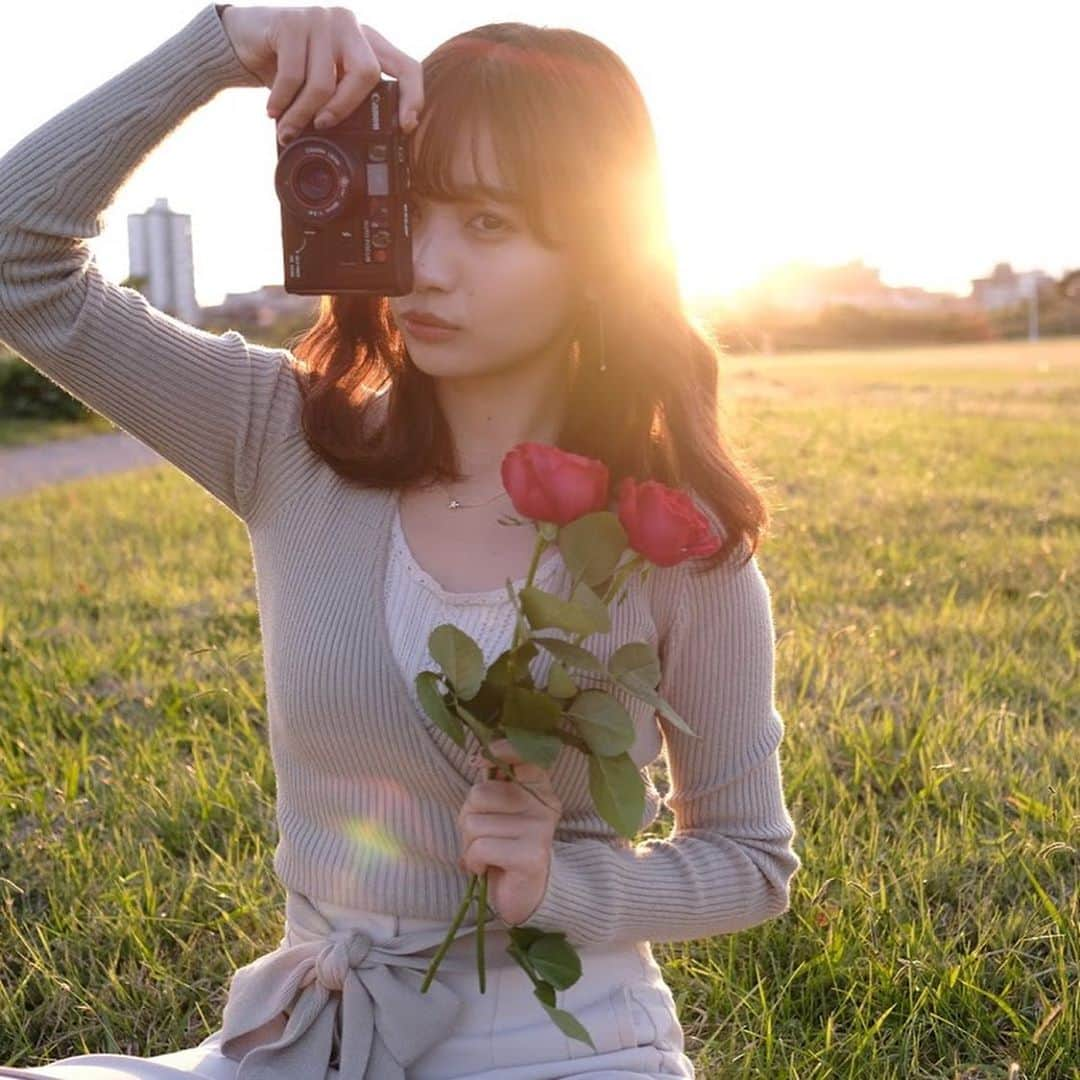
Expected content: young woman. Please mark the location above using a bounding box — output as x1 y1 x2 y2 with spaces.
0 3 801 1077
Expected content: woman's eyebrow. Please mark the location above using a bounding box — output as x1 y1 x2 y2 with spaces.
446 184 523 206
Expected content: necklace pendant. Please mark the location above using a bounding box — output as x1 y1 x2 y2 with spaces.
448 498 463 509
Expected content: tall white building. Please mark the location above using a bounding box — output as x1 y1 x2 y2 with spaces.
127 197 200 324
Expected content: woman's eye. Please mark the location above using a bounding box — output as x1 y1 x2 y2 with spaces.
405 197 510 234
470 211 510 234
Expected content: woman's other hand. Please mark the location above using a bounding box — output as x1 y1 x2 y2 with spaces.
219 5 423 143
457 739 563 928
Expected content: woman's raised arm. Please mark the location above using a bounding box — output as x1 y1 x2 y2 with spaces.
0 4 287 521
0 4 421 522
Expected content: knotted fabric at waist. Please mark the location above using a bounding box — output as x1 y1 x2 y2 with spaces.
218 889 486 1080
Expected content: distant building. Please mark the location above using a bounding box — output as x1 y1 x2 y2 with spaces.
127 197 200 324
970 262 1055 310
879 285 974 313
199 284 319 328
736 259 972 313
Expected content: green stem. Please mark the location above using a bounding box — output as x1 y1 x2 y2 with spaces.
472 762 509 994
442 527 553 995
523 530 545 589
510 529 549 653
476 868 488 992
421 870 478 992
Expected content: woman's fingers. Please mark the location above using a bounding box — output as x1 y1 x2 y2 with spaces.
313 40 381 130
266 9 424 144
266 13 309 125
360 22 425 130
275 27 337 142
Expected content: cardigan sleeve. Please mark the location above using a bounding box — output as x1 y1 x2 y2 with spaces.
0 3 291 523
516 539 802 948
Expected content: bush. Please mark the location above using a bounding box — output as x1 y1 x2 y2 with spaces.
0 353 92 420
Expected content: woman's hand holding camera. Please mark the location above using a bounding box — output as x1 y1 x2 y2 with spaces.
219 5 424 144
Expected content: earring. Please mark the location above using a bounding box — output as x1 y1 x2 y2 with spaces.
581 295 606 374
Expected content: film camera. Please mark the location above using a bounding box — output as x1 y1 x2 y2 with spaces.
274 76 413 296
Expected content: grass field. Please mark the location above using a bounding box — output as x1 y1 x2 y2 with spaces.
0 414 115 448
0 336 1076 1077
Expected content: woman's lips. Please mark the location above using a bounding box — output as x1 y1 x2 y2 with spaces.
402 315 461 342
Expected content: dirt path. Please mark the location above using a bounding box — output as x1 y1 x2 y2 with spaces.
0 431 166 500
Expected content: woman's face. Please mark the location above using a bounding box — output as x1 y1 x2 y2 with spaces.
388 121 581 381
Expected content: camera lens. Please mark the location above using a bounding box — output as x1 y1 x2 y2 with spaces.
296 160 337 204
274 139 355 223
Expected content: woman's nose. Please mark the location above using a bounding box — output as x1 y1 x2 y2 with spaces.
409 221 457 290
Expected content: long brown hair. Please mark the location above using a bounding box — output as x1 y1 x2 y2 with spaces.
285 21 773 575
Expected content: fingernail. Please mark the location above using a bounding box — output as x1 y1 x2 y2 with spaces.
278 127 295 144
314 112 332 129
267 105 280 118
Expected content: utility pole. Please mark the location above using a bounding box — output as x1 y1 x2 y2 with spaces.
1024 276 1039 342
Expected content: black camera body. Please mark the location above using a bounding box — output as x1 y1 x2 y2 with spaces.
274 77 413 296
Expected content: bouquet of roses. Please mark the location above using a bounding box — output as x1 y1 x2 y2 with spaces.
416 441 721 1048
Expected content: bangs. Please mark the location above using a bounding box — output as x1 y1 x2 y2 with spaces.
407 47 579 249
406 22 656 279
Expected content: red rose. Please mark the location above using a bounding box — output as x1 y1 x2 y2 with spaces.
616 477 723 567
501 443 610 526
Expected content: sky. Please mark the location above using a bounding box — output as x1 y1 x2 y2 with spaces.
2 0 1077 309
